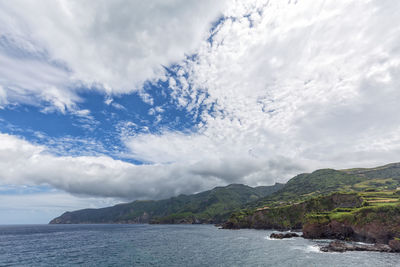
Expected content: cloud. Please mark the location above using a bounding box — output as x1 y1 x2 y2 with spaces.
163 0 400 170
0 85 7 108
0 0 227 111
0 39 76 111
118 0 400 197
2 0 400 207
0 133 298 201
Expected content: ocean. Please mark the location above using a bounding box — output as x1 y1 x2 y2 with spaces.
0 224 399 266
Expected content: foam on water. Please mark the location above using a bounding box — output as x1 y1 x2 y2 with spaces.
305 245 322 253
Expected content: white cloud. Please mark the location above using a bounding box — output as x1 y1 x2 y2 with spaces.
0 43 77 111
2 0 400 213
0 133 295 202
118 0 400 196
0 0 227 110
161 0 400 171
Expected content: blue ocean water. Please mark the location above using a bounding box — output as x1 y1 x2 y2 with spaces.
0 224 399 266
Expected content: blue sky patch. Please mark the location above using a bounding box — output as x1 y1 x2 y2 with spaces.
0 76 206 163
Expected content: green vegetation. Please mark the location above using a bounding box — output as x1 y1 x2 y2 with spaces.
309 193 400 226
49 183 284 224
301 195 400 244
224 192 364 229
250 163 400 209
51 161 400 235
226 189 400 233
225 162 400 232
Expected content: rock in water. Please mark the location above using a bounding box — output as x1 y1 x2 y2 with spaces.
270 232 299 239
321 240 392 253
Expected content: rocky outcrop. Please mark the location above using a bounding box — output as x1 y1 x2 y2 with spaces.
388 239 400 252
303 205 400 253
303 220 355 240
304 220 394 243
270 232 300 239
321 240 392 253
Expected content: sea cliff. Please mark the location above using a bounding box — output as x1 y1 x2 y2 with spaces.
224 191 400 251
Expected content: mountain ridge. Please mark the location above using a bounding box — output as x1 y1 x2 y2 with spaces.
50 162 400 225
50 183 284 224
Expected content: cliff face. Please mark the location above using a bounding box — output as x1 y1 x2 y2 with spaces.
223 193 363 230
223 162 400 244
303 205 400 245
224 191 400 248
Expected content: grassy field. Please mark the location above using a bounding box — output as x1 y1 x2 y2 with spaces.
307 190 400 223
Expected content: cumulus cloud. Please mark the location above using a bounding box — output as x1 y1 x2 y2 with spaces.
0 38 76 111
0 0 226 110
2 0 400 205
162 0 400 170
118 0 400 197
0 133 297 200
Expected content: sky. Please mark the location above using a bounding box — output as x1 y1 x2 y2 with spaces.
1 0 400 224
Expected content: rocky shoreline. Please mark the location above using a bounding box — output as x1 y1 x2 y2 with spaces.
224 191 400 254
267 231 400 253
320 240 400 253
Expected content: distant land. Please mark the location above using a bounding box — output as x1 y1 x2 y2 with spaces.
50 162 400 252
50 183 284 224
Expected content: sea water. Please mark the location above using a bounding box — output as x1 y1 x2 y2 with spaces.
0 224 399 266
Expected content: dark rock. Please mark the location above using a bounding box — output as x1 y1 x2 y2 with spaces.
221 221 241 229
320 240 348 252
303 219 397 244
389 239 400 252
303 220 354 240
321 240 393 253
270 232 299 239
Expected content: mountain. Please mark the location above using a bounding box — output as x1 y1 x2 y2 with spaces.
49 183 284 224
250 163 400 208
51 162 400 227
342 162 400 180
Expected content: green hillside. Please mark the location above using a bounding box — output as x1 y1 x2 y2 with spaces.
49 183 284 224
250 163 400 208
223 192 365 230
225 162 400 233
50 162 400 226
